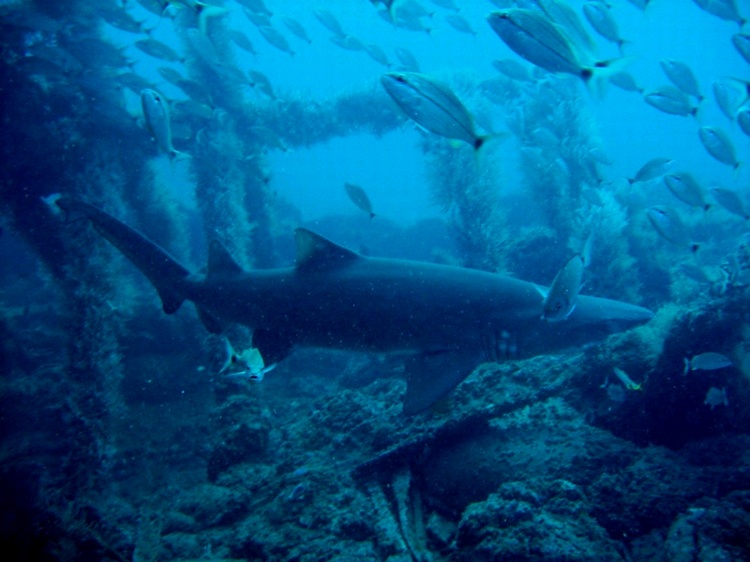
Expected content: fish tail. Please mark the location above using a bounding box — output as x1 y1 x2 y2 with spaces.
691 243 700 254
683 357 690 375
56 198 190 314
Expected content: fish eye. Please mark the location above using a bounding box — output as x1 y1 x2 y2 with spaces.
554 302 563 311
395 75 405 83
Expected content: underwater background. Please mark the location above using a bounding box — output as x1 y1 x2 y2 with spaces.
2 0 750 560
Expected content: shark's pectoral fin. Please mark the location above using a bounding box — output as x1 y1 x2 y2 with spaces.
252 328 294 365
402 350 482 416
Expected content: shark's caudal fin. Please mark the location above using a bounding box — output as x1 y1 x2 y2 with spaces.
56 198 190 314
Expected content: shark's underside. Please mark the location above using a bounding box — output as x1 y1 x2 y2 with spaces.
56 198 653 414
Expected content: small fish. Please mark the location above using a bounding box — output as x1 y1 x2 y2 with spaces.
663 173 709 211
646 206 699 252
609 71 643 94
660 59 703 102
684 352 733 374
492 59 533 82
704 387 729 410
629 157 673 185
713 81 739 122
186 27 222 66
487 9 609 83
381 72 490 151
732 33 750 65
710 186 749 219
330 34 365 52
237 0 272 17
282 17 312 44
364 44 391 67
698 126 739 169
445 13 476 36
625 0 652 10
395 47 421 71
429 0 459 10
258 26 295 56
692 0 745 26
41 193 64 217
644 85 697 117
135 38 182 63
248 70 275 99
344 183 375 219
541 254 584 321
100 8 144 34
583 1 627 52
613 367 642 391
115 72 153 94
314 9 345 37
220 337 275 381
140 89 187 161
241 7 270 27
738 105 750 138
228 29 257 55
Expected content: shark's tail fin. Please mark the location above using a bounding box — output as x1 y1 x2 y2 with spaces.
56 198 190 314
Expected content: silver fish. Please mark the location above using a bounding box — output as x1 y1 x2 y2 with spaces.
314 9 345 37
663 173 709 210
698 126 739 169
646 206 698 252
692 0 745 26
487 9 600 82
710 187 749 219
542 254 584 322
644 85 697 117
738 105 750 138
713 80 739 122
445 13 476 36
732 33 750 64
381 72 487 150
237 0 272 17
660 59 702 101
135 38 182 63
610 71 643 93
613 367 642 390
140 89 186 161
364 44 392 67
248 70 275 99
282 17 312 44
583 1 627 51
258 26 295 56
704 387 729 410
629 157 673 184
330 35 365 52
344 183 375 219
492 58 533 82
228 29 257 55
395 47 421 71
684 352 733 374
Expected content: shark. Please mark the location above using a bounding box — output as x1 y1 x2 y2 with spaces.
56 198 653 415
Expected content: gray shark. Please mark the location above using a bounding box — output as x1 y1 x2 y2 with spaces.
56 198 653 415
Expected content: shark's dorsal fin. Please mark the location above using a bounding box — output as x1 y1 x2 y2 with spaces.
207 239 244 278
294 228 360 271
